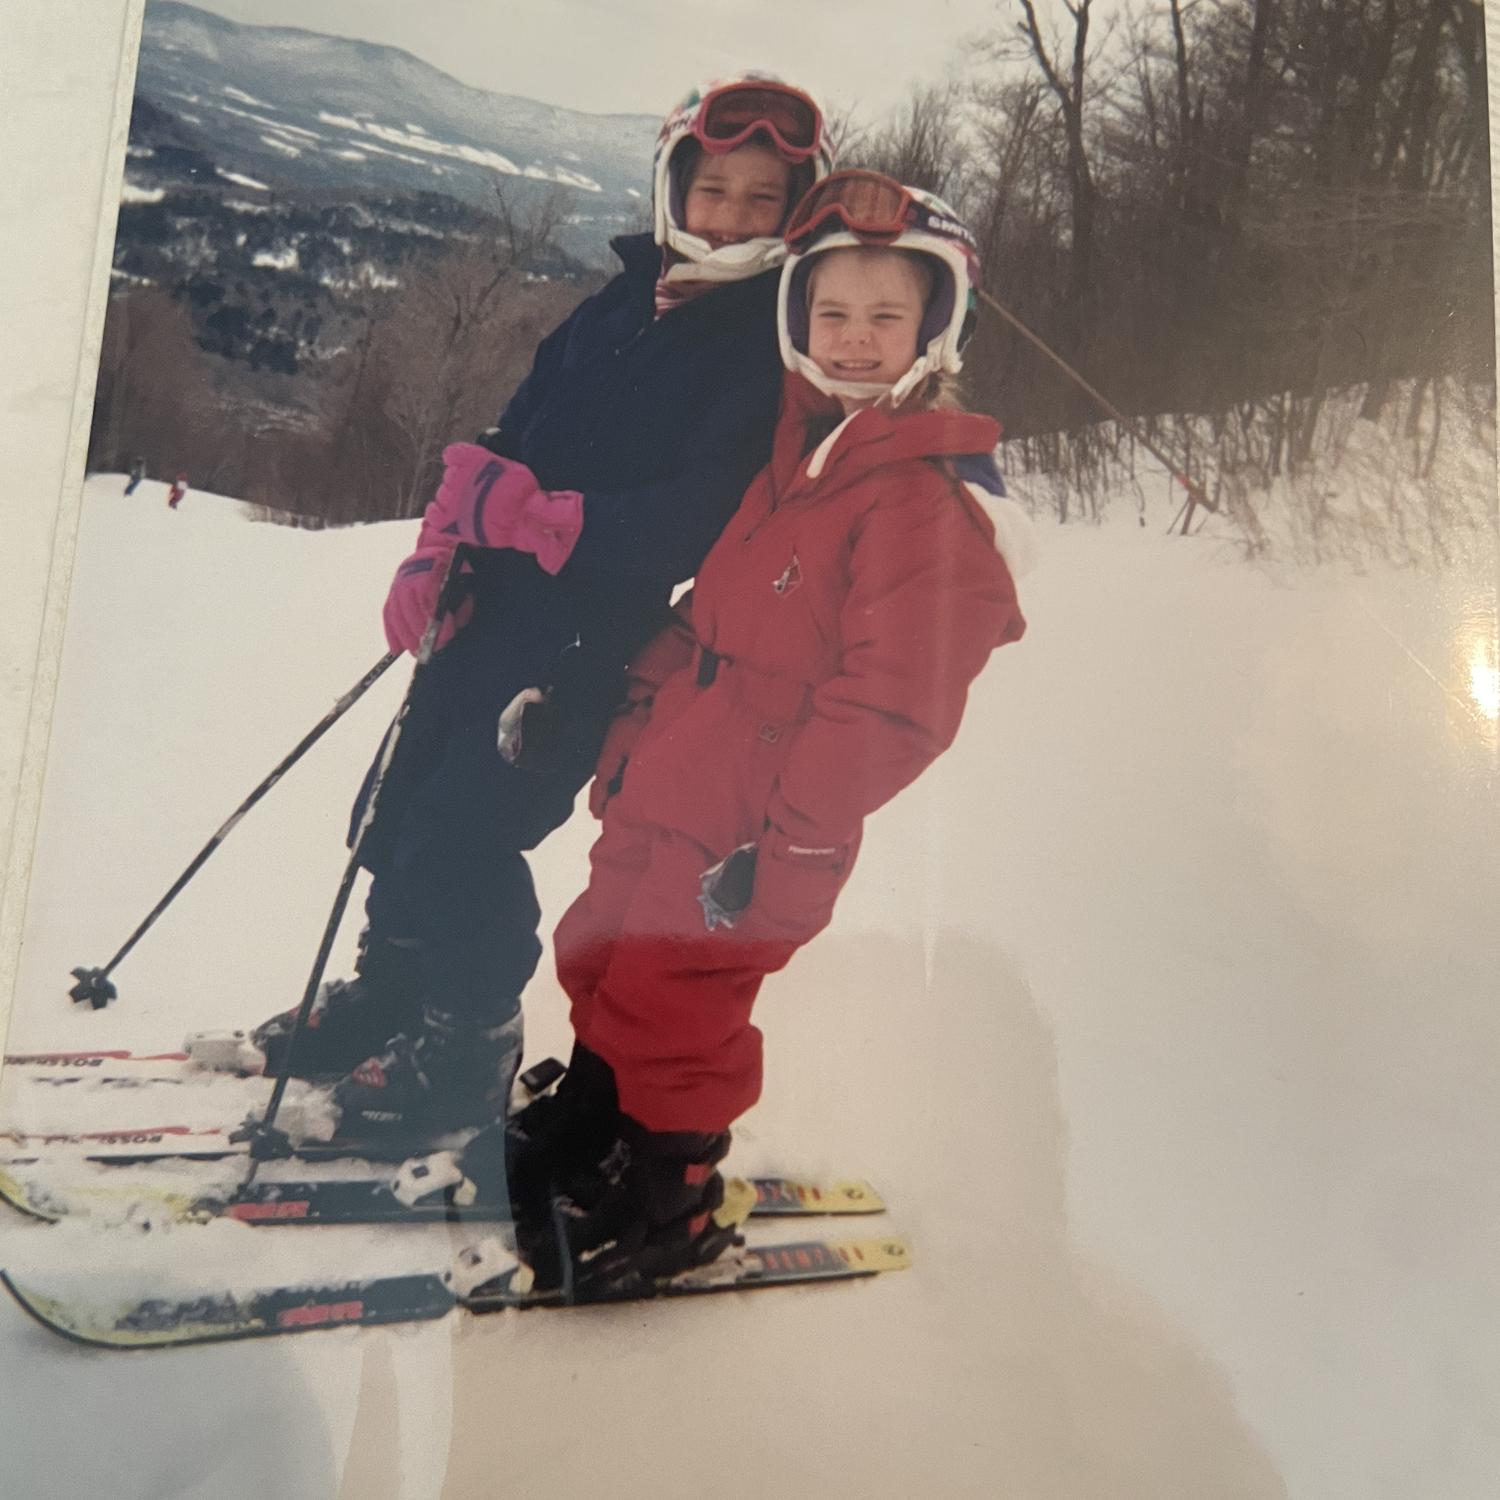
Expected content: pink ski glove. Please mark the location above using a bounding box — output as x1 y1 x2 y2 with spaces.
382 543 474 656
424 442 584 575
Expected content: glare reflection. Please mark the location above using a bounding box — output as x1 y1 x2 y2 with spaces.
1470 644 1499 722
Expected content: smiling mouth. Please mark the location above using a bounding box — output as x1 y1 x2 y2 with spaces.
833 360 881 373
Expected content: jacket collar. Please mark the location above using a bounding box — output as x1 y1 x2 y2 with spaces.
610 232 778 315
771 372 1001 497
610 232 662 282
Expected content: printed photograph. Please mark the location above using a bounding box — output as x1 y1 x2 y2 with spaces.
0 2 1495 1497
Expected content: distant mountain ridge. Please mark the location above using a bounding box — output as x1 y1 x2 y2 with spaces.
135 0 660 264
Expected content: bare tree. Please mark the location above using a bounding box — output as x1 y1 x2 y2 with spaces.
373 187 573 513
1016 0 1102 315
821 97 871 169
88 289 213 477
852 83 967 199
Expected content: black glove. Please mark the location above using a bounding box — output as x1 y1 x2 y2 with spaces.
697 843 758 931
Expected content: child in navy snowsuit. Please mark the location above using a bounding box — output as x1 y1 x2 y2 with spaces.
228 77 840 1142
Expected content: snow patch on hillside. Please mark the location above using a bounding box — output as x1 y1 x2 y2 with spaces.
216 167 268 191
251 245 299 270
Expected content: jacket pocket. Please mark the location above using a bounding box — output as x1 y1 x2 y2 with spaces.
745 829 856 945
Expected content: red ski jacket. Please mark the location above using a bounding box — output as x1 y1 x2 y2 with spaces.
595 373 1026 905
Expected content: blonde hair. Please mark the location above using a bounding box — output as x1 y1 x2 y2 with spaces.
903 370 965 412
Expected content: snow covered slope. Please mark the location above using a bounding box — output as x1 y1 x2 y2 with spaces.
0 473 1496 1499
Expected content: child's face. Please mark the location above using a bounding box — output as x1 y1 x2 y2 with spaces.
806 248 926 397
682 142 793 249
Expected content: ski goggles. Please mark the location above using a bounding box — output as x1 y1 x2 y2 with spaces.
785 170 974 254
695 81 823 161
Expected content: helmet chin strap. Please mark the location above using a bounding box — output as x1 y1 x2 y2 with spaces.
663 231 786 283
886 355 936 407
794 350 938 407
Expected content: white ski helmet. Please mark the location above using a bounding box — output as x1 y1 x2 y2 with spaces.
778 170 981 406
653 74 834 285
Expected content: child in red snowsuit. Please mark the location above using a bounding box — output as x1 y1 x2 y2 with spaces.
496 173 1032 1297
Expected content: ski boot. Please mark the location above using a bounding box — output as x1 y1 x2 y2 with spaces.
389 1042 615 1218
515 1120 751 1300
327 1002 523 1143
186 932 427 1081
449 1041 621 1218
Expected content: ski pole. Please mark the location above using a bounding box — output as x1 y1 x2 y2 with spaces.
68 653 399 1010
240 546 469 1162
975 287 1217 529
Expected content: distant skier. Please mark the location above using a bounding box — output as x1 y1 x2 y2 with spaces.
123 457 146 496
453 173 1034 1297
167 473 187 510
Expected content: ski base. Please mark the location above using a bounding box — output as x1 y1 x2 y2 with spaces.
0 1235 910 1349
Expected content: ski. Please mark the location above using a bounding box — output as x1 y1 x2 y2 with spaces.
4 1049 191 1069
1 1123 236 1157
0 1269 456 1349
0 1124 473 1169
0 1235 912 1349
0 1159 884 1228
0 1057 571 1167
3 1049 196 1092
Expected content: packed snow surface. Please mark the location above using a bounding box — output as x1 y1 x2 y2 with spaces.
0 469 1495 1500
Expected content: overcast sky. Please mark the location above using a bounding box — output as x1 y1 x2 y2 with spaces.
184 0 1013 121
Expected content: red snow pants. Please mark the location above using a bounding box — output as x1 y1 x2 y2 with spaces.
555 809 851 1133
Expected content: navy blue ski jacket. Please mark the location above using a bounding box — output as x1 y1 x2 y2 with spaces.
469 232 784 688
352 234 783 865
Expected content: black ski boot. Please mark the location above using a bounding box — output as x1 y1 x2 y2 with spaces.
474 1042 622 1221
329 1003 523 1142
515 1120 750 1300
185 935 426 1081
250 933 426 1080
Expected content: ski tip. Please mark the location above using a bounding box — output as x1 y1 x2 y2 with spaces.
0 1270 125 1350
828 1236 912 1273
820 1179 885 1213
0 1269 278 1350
743 1176 887 1215
0 1166 64 1224
0 1269 259 1350
0 1270 460 1349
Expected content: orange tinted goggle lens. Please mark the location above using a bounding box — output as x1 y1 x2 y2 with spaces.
700 86 820 152
785 173 913 250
